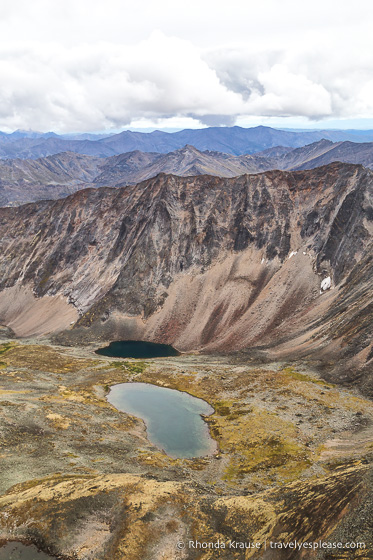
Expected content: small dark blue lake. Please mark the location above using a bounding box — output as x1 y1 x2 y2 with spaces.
0 542 56 560
107 382 216 458
95 340 180 359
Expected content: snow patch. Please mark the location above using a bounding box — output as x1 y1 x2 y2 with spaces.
320 276 331 292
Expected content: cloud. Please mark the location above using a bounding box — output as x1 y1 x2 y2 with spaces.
0 34 246 132
0 2 373 132
248 64 333 119
205 43 373 122
193 114 237 127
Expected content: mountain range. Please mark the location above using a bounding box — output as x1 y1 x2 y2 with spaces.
2 139 373 206
0 162 371 394
2 125 373 159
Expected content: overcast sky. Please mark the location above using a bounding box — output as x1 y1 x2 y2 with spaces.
1 0 373 132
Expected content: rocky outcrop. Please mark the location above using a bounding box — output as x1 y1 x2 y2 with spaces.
0 162 371 391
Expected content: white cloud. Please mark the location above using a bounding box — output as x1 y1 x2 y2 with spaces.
0 1 372 131
246 64 333 118
0 34 244 132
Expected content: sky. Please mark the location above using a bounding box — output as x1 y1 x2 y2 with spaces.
0 0 373 133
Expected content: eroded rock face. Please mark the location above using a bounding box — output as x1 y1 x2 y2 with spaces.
0 162 371 390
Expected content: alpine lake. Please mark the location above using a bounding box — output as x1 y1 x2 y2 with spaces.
97 341 216 458
107 382 216 458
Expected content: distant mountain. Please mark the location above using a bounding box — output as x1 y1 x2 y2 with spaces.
0 152 102 206
95 126 373 156
95 145 273 187
0 146 271 205
6 130 59 140
0 137 116 159
2 140 373 206
285 140 373 170
249 139 373 171
2 125 373 159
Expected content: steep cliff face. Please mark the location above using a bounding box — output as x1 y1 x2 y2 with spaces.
0 162 371 390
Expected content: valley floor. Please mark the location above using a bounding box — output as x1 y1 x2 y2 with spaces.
0 338 372 559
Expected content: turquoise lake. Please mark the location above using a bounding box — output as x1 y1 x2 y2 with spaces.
95 340 180 359
107 382 216 458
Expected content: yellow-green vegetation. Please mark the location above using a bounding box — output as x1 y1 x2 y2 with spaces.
138 368 221 401
277 366 371 413
109 360 147 375
46 413 71 430
214 399 252 418
3 473 92 494
1 344 99 374
1 343 372 516
323 458 363 472
209 404 311 483
46 385 103 406
136 449 212 472
0 342 14 356
0 389 30 395
136 449 180 469
213 400 234 416
280 366 334 387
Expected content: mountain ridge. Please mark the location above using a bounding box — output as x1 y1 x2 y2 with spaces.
0 162 371 394
2 140 373 206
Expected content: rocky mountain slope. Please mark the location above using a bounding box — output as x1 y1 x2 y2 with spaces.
0 162 371 393
2 140 373 206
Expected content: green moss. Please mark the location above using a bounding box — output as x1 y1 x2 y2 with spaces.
281 366 334 387
110 361 147 374
109 361 127 369
3 344 98 373
223 437 311 482
211 405 312 484
0 343 13 355
214 400 233 416
127 361 147 374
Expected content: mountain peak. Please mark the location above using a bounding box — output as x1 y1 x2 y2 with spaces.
179 144 201 152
